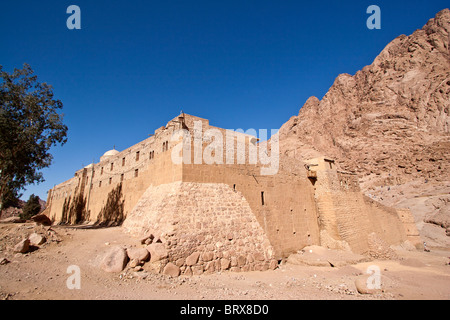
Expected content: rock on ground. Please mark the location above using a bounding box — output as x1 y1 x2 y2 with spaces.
100 246 129 273
127 247 149 262
354 274 383 295
28 233 46 246
163 262 181 277
146 243 168 263
31 214 52 226
13 239 30 254
185 251 200 266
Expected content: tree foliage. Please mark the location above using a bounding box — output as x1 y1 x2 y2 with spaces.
0 64 68 212
21 194 41 220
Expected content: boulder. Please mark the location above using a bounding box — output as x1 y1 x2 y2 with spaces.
163 262 180 277
204 261 215 274
127 247 150 262
28 233 46 246
129 259 140 268
31 214 52 226
237 255 247 267
184 266 193 276
354 275 383 295
220 258 231 270
175 257 185 267
185 251 200 266
146 243 168 263
100 246 128 273
14 239 30 253
140 233 154 245
192 265 204 275
201 251 214 262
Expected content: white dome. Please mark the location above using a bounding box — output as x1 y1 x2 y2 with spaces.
100 149 119 162
102 149 119 157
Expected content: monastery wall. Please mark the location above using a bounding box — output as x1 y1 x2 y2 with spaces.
45 117 184 224
172 121 321 259
182 163 320 259
44 114 418 274
307 157 410 254
123 182 278 275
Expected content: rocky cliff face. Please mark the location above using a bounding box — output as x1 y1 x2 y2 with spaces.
278 9 450 192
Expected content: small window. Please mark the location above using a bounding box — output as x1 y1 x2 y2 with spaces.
111 162 114 171
101 167 104 175
99 181 102 187
136 151 140 161
120 173 124 182
261 191 265 206
135 169 139 178
109 177 112 185
122 157 125 166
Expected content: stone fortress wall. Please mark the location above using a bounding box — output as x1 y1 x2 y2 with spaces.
46 116 184 224
305 158 421 255
43 113 421 275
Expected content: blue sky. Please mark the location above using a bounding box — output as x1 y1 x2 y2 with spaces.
1 0 448 201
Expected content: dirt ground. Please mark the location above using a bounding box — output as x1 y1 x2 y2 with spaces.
0 223 449 301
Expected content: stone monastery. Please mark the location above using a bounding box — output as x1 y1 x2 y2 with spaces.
43 113 421 274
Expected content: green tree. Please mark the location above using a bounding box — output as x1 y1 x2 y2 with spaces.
21 194 41 220
0 64 68 214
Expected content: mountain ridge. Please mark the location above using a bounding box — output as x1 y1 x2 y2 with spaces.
275 9 450 246
277 8 450 191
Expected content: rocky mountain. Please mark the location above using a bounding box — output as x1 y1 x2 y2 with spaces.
278 9 449 191
276 9 450 246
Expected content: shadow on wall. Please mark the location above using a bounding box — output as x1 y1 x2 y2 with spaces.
61 191 89 224
95 183 125 227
